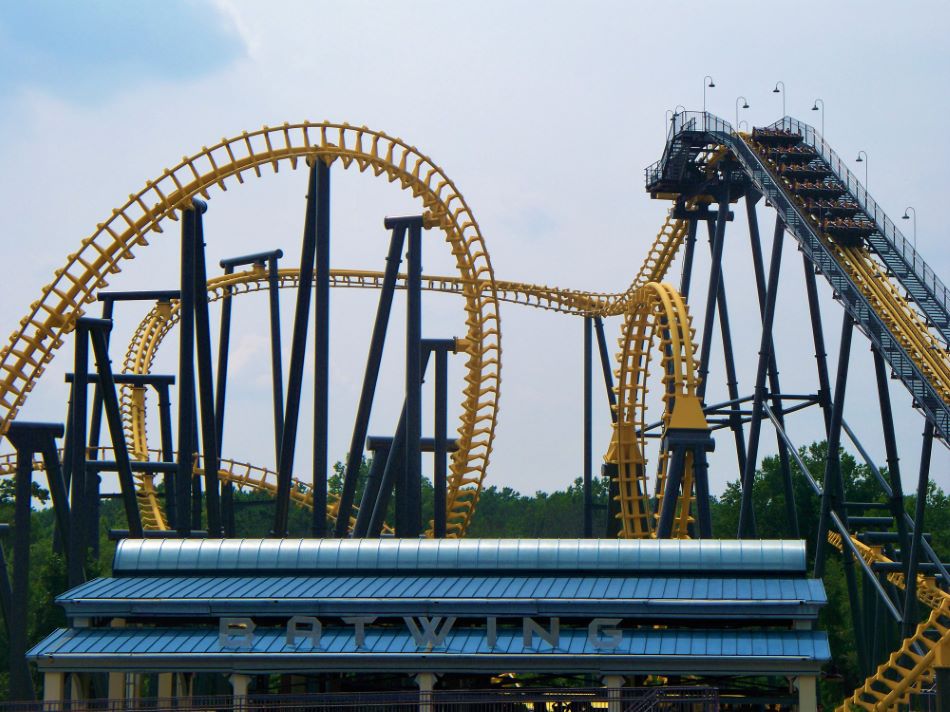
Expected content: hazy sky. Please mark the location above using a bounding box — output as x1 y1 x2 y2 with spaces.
0 1 947 511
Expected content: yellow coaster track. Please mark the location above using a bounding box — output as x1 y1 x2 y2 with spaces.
0 121 502 539
829 532 950 710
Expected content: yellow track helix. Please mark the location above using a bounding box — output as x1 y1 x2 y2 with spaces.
0 121 711 541
0 121 502 538
828 532 950 710
607 282 703 538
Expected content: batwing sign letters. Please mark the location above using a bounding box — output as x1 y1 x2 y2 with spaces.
218 617 624 650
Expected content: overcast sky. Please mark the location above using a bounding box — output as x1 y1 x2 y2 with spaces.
0 1 947 513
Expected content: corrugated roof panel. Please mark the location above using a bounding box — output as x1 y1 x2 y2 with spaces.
59 575 827 621
112 539 806 575
29 626 830 676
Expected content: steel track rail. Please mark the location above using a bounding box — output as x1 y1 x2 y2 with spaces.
0 121 502 538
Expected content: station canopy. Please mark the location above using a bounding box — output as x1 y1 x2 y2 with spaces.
30 538 830 677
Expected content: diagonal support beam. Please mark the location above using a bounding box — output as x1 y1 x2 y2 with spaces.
737 215 785 538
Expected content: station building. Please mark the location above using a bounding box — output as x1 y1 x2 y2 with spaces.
29 538 829 709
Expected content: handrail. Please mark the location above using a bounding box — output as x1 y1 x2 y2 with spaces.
766 116 949 341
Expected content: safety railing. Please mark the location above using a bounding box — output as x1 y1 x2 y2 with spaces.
645 112 735 187
766 116 949 323
0 687 720 712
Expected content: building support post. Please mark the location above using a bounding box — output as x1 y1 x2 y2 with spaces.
795 675 817 712
602 674 625 712
157 673 174 700
415 672 436 712
230 673 251 711
43 672 66 706
108 673 126 702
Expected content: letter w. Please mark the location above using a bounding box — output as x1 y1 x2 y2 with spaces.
404 616 457 649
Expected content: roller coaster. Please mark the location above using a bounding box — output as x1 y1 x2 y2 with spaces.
0 111 948 710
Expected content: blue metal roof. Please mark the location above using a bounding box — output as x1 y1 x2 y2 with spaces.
28 626 829 676
59 575 826 619
112 539 806 575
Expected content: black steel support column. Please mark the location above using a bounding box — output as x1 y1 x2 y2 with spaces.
594 316 620 536
355 445 389 537
10 449 34 700
903 420 935 640
803 255 833 434
335 223 407 536
746 199 798 537
583 316 593 538
705 218 747 479
37 434 70 543
313 160 331 538
872 348 911 560
404 217 425 539
434 344 449 538
593 316 617 418
656 448 687 537
679 219 698 300
156 382 176 528
815 312 854 578
85 321 143 537
191 202 222 538
692 447 713 538
370 347 433 538
737 215 785 538
214 266 235 537
274 161 321 537
268 253 285 458
86 300 113 460
69 324 89 581
0 534 11 643
696 197 729 400
372 408 407 537
177 208 198 536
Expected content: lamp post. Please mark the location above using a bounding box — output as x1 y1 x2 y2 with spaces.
703 76 715 116
735 96 749 132
773 81 786 117
902 206 917 249
855 151 868 189
811 98 825 135
739 120 749 132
